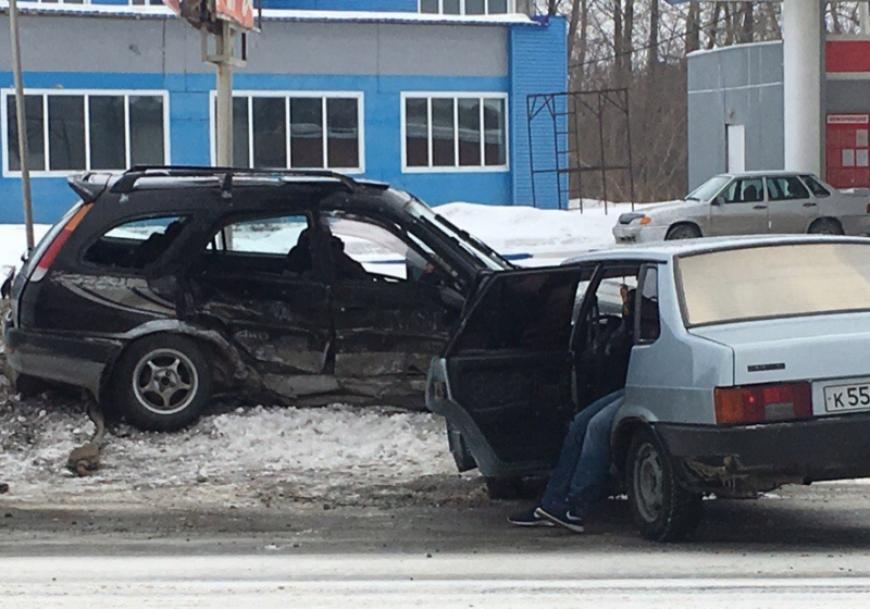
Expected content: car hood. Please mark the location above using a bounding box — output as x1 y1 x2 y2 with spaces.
690 312 870 385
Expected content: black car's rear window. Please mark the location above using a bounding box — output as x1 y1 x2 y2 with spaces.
83 215 189 271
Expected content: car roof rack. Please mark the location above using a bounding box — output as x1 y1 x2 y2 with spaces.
109 165 359 196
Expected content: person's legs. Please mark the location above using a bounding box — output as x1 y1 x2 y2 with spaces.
538 391 622 514
565 394 624 519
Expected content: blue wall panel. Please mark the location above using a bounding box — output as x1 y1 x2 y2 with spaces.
0 19 567 223
1 71 513 223
508 16 567 209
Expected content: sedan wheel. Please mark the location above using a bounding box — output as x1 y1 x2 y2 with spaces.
113 335 212 431
808 218 844 235
627 427 702 542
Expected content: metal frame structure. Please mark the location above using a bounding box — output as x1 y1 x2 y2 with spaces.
526 88 635 212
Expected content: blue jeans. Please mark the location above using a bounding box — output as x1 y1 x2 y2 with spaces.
539 389 625 517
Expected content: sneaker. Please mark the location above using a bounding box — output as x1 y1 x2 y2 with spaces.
508 507 554 528
534 506 585 533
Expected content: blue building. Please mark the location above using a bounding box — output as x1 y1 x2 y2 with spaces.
0 1 567 223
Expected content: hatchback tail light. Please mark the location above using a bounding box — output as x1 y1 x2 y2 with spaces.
715 382 813 425
30 204 91 283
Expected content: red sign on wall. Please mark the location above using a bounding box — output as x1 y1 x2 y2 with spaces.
826 114 870 188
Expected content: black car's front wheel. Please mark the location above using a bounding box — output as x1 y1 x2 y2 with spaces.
626 427 702 542
112 335 212 431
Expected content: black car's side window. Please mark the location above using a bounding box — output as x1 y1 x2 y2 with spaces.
205 214 316 277
83 215 189 271
319 211 443 284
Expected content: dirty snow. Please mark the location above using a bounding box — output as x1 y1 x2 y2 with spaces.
0 393 471 509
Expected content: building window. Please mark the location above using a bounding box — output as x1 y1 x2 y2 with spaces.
213 93 363 172
3 90 168 176
129 0 164 4
419 0 513 14
402 93 508 172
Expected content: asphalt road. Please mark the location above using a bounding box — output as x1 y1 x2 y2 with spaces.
5 481 870 608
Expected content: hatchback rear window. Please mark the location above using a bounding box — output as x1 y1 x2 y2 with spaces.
84 215 188 270
677 242 870 326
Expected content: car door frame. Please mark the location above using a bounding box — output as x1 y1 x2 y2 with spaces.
183 205 337 381
317 206 462 404
708 176 769 236
437 263 595 478
766 175 820 233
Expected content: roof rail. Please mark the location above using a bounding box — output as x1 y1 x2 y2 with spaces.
110 165 358 195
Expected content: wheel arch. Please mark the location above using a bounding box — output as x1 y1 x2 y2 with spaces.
807 216 844 234
665 221 703 240
612 416 660 475
97 320 255 403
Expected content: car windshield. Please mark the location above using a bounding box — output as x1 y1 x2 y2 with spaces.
685 175 730 201
677 242 870 326
392 190 512 271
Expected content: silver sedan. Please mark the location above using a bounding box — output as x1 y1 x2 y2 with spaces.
614 171 870 242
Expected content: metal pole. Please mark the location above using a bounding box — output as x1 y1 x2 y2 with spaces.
215 21 234 167
8 0 34 251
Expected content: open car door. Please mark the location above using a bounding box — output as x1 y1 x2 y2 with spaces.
432 265 591 478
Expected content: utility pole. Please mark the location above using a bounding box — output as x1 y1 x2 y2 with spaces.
212 20 235 167
8 0 35 251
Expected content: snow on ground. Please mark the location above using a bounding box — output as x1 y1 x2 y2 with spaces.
0 392 467 509
0 224 49 276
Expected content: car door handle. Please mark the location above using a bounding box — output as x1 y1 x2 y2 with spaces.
803 202 818 207
753 205 767 210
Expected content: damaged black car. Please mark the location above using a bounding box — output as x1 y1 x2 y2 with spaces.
2 166 510 431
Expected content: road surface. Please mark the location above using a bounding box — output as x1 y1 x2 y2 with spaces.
5 481 870 608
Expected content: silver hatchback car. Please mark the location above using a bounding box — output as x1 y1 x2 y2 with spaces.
427 236 870 541
614 171 870 242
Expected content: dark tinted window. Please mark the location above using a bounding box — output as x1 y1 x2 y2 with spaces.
89 96 126 170
405 98 429 167
454 270 581 352
290 98 323 168
48 96 85 171
326 98 359 169
129 96 165 166
6 94 45 171
253 97 287 168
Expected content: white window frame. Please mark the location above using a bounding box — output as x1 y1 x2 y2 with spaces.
400 91 510 174
1 88 171 178
417 0 516 15
208 90 365 174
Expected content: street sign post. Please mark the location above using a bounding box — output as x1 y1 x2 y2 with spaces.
163 0 255 167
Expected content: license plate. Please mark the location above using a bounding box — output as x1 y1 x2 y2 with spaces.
824 382 870 412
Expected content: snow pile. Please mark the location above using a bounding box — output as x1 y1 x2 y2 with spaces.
0 393 466 509
439 200 661 266
0 224 49 274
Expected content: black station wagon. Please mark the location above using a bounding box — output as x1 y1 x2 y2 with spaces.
2 166 510 431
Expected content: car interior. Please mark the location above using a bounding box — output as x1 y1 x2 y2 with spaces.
83 215 190 270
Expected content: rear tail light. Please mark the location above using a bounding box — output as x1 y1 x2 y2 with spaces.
715 382 813 425
30 204 91 283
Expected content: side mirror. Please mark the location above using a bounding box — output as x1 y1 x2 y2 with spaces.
711 196 725 206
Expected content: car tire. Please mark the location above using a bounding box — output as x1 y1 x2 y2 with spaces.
111 335 212 432
665 224 701 240
808 218 844 235
626 427 702 542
